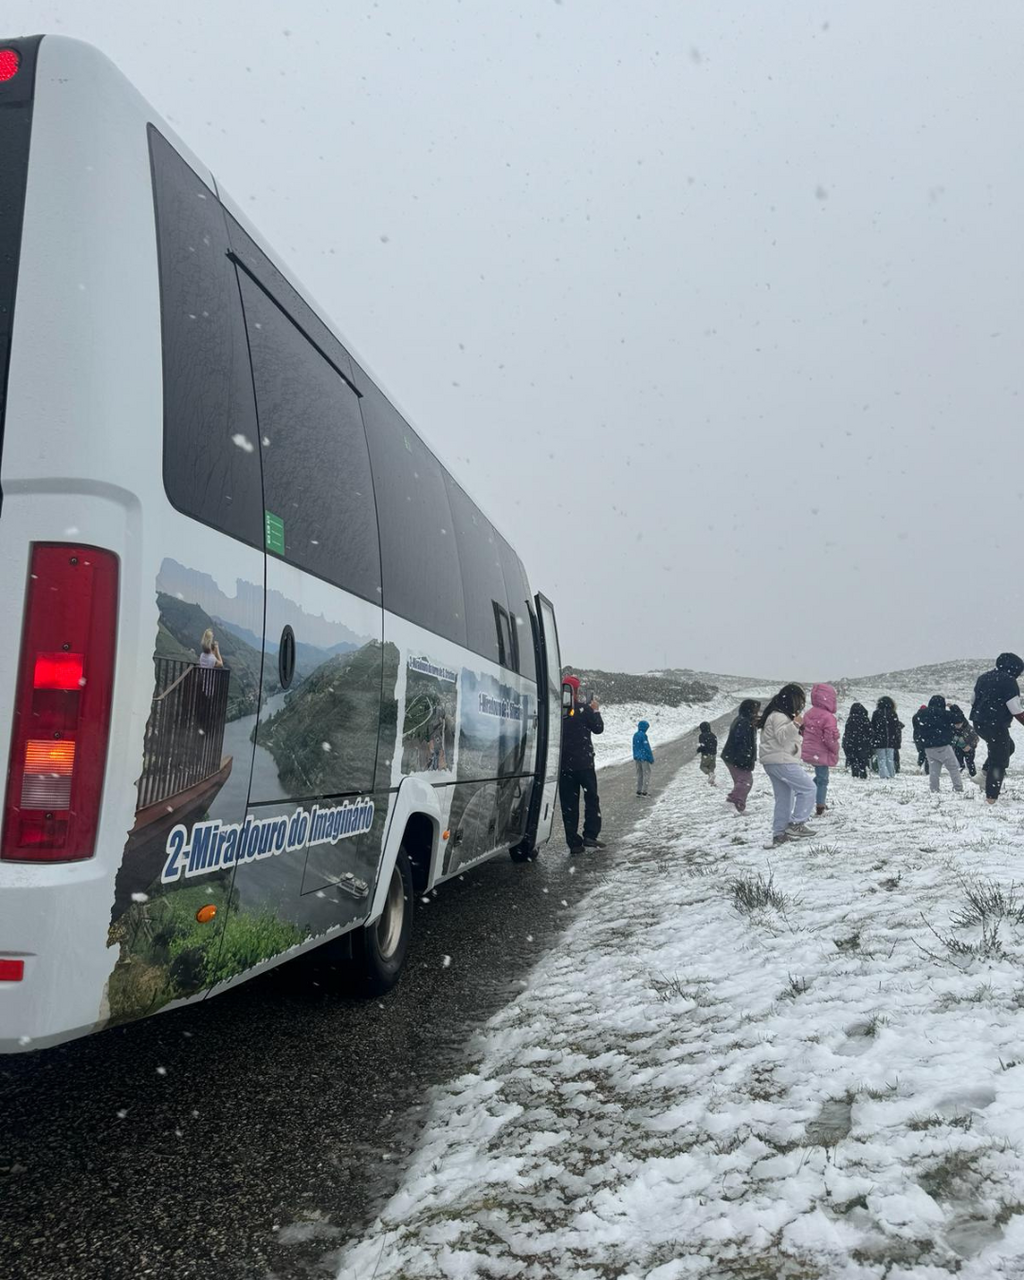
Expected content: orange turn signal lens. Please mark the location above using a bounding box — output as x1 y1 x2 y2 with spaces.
442 829 450 841
195 904 217 924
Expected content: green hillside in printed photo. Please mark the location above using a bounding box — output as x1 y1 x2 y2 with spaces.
155 592 269 721
256 641 385 795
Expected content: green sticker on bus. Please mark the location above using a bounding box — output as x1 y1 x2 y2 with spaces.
264 510 285 554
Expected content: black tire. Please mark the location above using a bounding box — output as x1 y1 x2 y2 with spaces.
509 840 537 863
350 846 414 996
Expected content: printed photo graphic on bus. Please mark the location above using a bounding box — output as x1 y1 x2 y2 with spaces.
458 669 530 779
401 654 458 774
106 556 390 1027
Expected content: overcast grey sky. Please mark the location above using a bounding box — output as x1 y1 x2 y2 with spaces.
8 1 1022 677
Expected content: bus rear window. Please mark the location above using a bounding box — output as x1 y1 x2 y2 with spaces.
148 126 264 547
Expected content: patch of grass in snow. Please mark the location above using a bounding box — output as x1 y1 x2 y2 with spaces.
649 972 716 1005
711 1245 828 1278
880 872 902 891
780 973 809 999
924 916 1007 962
862 1079 900 1100
833 931 861 952
951 876 1024 928
918 1147 986 1200
936 982 997 1009
907 1111 974 1132
807 843 840 857
730 868 789 914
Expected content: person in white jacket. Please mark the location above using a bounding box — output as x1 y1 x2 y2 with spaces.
759 684 817 846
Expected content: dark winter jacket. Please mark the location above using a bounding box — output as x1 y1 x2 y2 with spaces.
918 695 954 749
911 706 928 748
560 701 604 772
721 700 758 771
871 699 904 749
843 704 873 761
971 653 1024 731
632 720 654 763
697 724 718 758
948 705 978 751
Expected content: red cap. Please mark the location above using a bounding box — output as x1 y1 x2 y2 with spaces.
563 675 580 691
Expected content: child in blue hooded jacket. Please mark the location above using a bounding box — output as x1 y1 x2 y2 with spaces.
633 720 654 795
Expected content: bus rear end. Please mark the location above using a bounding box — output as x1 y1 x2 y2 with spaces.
0 35 187 1050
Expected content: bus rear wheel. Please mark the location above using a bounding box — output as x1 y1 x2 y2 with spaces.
350 847 414 996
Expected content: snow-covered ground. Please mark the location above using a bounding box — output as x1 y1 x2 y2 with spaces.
338 683 1024 1279
592 691 739 771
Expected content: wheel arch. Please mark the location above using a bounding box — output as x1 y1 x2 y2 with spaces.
366 777 443 924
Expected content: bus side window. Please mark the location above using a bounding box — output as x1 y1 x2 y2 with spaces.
236 274 380 600
357 377 467 647
444 471 507 667
148 127 264 548
493 602 514 669
496 538 538 682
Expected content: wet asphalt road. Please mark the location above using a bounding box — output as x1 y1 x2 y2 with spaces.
0 712 735 1280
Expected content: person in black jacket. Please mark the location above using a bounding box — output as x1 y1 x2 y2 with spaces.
970 652 1024 803
871 696 903 779
559 674 605 851
721 699 760 814
911 705 930 773
843 703 873 779
918 694 964 794
697 722 718 785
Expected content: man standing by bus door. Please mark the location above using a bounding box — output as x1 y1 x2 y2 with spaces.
559 675 605 852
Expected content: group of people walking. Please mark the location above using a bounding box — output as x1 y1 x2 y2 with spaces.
709 652 1024 845
560 654 1024 853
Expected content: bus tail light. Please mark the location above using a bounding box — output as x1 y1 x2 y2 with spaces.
2 546 119 863
0 49 20 83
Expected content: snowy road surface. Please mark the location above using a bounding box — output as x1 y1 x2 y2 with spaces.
593 692 738 771
339 706 1024 1278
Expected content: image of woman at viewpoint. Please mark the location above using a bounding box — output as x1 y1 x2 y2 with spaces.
199 628 223 669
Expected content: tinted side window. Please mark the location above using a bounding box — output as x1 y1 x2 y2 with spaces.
497 538 538 682
148 127 263 546
444 473 508 665
358 377 466 646
238 274 381 599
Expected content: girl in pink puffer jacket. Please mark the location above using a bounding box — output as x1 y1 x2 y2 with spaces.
801 683 840 815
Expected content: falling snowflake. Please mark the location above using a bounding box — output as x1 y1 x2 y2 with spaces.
231 433 255 453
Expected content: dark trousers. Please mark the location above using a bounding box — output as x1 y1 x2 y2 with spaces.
977 725 1015 800
850 753 870 779
954 745 977 776
559 766 601 849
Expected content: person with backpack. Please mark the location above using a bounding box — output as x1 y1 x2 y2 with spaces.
949 704 978 777
632 719 654 796
917 694 964 794
759 684 815 845
801 683 840 815
697 722 718 785
970 653 1024 803
871 696 903 779
721 699 760 814
843 703 873 779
